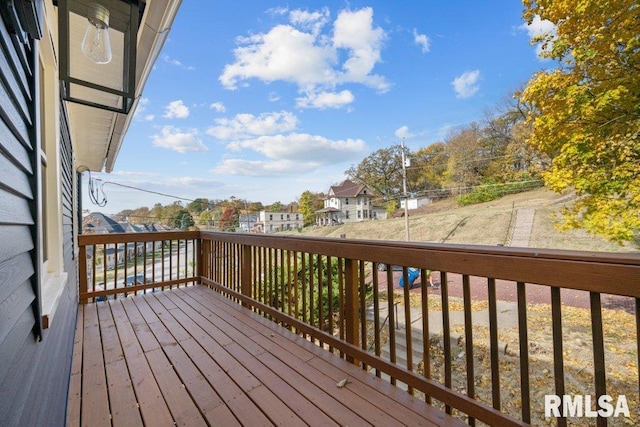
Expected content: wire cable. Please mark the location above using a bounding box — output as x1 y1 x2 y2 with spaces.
87 171 108 207
94 179 195 202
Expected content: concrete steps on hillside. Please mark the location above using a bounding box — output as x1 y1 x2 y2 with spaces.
367 302 517 390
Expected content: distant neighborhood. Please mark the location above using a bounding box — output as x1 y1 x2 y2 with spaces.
85 179 407 234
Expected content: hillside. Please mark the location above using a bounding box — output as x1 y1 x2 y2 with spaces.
287 188 638 253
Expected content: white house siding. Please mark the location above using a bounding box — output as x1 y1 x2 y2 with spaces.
259 211 304 233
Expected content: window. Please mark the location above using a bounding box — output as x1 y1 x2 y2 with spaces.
345 211 349 219
357 211 361 219
269 214 273 220
287 214 290 219
38 48 70 329
345 198 349 204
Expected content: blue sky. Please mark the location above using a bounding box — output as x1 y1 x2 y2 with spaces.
84 1 553 214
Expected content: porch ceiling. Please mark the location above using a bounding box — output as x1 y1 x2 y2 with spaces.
71 0 182 172
67 285 460 426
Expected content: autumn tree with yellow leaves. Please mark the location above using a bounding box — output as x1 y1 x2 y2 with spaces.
520 0 640 242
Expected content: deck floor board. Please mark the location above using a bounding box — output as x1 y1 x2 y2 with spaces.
67 285 464 426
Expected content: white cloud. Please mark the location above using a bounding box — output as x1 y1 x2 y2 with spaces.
211 133 367 177
236 133 366 162
395 126 414 139
133 97 150 119
207 111 298 140
332 7 388 90
296 90 354 109
452 70 480 99
268 92 281 102
151 126 207 153
144 114 155 121
266 6 288 17
209 102 226 113
219 7 389 109
219 25 336 89
212 159 318 176
289 7 330 36
164 100 190 119
413 29 430 53
162 54 195 70
520 15 557 57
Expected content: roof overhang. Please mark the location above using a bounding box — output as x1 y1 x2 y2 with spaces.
69 0 182 172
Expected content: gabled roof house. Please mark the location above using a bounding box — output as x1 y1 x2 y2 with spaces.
83 212 126 234
316 179 385 225
0 1 181 424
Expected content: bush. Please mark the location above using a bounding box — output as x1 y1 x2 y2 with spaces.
457 180 543 206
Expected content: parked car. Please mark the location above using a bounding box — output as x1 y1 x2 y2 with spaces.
121 273 146 296
377 264 404 271
95 282 105 302
123 273 145 286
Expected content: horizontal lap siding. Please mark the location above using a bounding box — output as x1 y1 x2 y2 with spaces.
0 15 77 427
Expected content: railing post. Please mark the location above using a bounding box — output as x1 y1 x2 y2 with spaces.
344 258 359 364
196 234 203 283
78 243 88 304
241 244 252 307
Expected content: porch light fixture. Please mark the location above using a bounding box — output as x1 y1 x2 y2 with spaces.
57 0 144 113
81 3 112 64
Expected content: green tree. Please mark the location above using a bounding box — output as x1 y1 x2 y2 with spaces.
267 201 285 212
187 198 210 214
298 190 323 227
345 145 404 199
172 209 194 230
520 0 640 241
171 209 195 230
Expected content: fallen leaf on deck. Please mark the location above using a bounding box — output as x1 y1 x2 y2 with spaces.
336 378 349 388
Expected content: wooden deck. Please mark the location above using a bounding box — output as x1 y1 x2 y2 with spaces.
67 285 462 426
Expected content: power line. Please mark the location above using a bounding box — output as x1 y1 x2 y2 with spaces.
93 179 196 203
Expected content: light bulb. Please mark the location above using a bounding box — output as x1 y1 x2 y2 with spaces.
81 3 112 64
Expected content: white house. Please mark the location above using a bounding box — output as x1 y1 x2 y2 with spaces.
256 211 304 233
316 179 385 225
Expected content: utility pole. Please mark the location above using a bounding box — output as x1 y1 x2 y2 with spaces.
401 138 410 241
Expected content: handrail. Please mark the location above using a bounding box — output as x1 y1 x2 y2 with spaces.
200 231 640 297
78 230 640 425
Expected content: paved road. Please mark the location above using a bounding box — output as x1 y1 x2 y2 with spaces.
374 271 635 313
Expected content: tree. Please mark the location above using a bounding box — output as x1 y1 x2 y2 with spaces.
442 124 486 189
172 209 194 230
345 145 404 200
267 201 285 212
217 206 238 231
187 198 210 214
411 142 449 192
298 190 323 227
520 0 640 241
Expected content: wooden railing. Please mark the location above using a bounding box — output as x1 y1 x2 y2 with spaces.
78 231 199 303
79 231 640 426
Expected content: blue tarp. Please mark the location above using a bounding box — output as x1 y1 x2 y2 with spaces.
399 267 420 288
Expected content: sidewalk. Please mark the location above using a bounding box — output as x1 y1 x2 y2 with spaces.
368 299 518 353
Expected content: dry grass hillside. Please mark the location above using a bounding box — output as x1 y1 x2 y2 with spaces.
288 188 638 253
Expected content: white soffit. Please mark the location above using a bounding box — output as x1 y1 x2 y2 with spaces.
70 0 182 172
